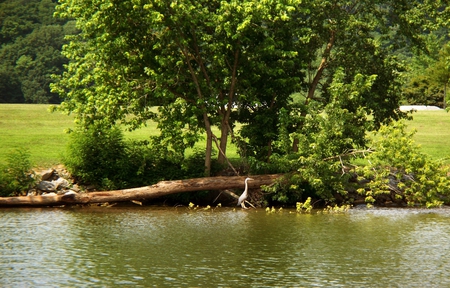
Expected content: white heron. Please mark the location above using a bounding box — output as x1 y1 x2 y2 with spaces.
237 177 253 209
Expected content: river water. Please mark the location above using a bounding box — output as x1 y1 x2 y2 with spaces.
1 206 450 287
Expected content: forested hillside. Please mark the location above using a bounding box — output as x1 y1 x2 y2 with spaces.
0 0 76 103
0 0 448 105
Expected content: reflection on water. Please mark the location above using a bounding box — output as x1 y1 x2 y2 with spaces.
1 207 450 287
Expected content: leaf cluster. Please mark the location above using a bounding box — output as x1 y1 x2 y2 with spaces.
259 69 376 204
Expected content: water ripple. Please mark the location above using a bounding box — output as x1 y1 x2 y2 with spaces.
1 207 450 287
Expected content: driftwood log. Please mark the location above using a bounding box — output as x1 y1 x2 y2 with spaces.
0 174 283 207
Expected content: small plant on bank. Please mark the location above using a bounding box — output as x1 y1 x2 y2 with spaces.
322 204 352 213
0 148 35 196
296 197 313 213
265 206 275 213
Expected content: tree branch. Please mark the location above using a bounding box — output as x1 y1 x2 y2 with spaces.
306 29 336 105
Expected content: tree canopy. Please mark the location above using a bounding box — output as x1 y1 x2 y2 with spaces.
52 0 450 176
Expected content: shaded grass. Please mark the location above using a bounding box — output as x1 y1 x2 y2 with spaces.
1 104 448 168
125 121 240 161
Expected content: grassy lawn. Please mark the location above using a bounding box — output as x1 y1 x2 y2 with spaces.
0 104 239 168
0 104 74 167
406 110 450 162
0 104 449 168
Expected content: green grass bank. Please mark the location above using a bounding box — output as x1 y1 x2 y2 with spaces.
0 104 449 168
406 110 450 163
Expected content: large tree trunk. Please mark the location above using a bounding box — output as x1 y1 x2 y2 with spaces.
0 174 282 207
218 117 229 164
203 112 213 176
218 48 239 165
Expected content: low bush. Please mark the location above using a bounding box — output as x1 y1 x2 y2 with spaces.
357 121 450 207
63 125 212 191
0 148 35 196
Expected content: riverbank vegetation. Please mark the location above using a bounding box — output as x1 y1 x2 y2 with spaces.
1 105 449 207
1 1 450 208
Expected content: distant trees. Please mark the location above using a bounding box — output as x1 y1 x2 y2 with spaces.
402 31 450 108
0 0 77 103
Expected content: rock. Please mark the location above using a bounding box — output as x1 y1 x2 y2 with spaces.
71 184 81 192
42 192 57 196
52 177 70 190
37 181 56 192
27 189 37 196
63 190 77 196
39 169 57 181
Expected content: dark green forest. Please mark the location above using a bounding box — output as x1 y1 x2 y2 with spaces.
0 0 449 105
0 0 76 103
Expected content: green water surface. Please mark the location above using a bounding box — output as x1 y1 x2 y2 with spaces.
1 207 449 287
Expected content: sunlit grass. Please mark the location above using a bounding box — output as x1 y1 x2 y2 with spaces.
0 104 448 168
406 110 450 162
0 104 239 167
0 104 74 167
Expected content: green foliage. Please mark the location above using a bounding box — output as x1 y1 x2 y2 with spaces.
0 0 75 103
53 0 449 174
260 70 376 204
403 74 444 106
357 121 450 207
63 126 129 189
64 125 210 190
52 0 309 174
0 148 35 196
402 38 450 108
296 197 313 213
322 204 352 214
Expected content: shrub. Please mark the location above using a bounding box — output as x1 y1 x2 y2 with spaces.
63 125 214 191
357 121 450 207
0 148 35 196
63 125 130 189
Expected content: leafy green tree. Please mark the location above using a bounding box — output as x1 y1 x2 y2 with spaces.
52 0 307 175
428 43 450 108
0 148 35 197
52 0 449 177
357 121 450 208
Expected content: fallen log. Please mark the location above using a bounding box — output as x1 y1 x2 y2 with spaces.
0 174 283 207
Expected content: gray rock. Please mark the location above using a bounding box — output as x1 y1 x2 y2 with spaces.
71 184 81 192
63 190 77 196
27 189 37 196
40 169 55 181
37 181 56 192
52 177 70 190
